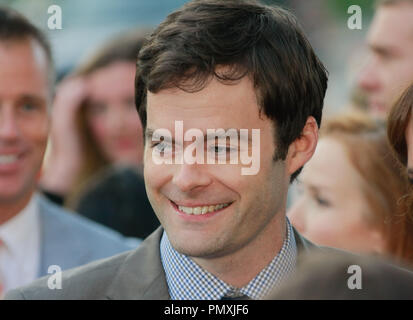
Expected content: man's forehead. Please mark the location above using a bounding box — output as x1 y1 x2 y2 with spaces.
147 82 260 120
0 39 49 78
0 37 46 60
369 4 413 47
0 39 50 100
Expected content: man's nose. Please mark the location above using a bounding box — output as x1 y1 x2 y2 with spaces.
357 59 380 93
0 107 20 141
172 162 212 193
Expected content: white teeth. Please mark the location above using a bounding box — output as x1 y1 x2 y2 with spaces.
178 203 230 215
181 206 192 214
0 155 18 164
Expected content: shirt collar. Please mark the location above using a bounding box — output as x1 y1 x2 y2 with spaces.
160 218 297 300
0 193 39 259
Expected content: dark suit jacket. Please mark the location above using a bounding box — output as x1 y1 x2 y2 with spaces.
73 166 159 239
4 226 337 300
266 249 413 299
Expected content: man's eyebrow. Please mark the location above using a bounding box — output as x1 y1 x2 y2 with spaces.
17 94 47 105
145 128 173 142
308 184 325 193
369 43 398 58
206 129 253 142
145 127 255 142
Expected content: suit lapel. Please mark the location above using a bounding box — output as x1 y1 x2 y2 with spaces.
37 195 91 277
293 226 317 253
37 195 58 277
292 226 324 267
105 227 170 299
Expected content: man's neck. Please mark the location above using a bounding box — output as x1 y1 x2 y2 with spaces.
0 191 34 225
192 216 286 288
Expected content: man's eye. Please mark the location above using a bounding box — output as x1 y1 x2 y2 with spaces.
87 102 107 115
315 195 330 207
21 103 38 112
210 145 235 154
213 146 226 154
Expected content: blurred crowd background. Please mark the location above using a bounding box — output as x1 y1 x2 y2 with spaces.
2 0 378 213
3 0 375 115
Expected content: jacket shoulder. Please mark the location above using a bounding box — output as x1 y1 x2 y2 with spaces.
6 227 166 300
38 194 140 250
5 250 130 300
37 194 140 275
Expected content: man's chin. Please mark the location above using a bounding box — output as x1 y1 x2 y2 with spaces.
169 234 238 261
0 183 34 206
368 102 388 119
169 236 220 259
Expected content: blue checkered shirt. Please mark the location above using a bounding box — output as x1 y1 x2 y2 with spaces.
160 218 297 300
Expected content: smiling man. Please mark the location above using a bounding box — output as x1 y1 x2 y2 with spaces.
134 0 329 298
6 0 331 300
145 76 295 293
0 7 139 297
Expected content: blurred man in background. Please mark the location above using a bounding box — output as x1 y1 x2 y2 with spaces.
357 0 413 118
0 7 138 297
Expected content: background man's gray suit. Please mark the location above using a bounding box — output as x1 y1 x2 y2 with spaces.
36 194 140 277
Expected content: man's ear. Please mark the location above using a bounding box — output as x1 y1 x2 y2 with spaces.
286 116 319 176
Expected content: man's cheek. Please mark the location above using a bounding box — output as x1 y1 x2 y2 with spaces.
143 144 155 167
144 161 170 193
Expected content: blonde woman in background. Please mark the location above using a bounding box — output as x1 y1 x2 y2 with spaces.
40 30 159 238
288 112 413 266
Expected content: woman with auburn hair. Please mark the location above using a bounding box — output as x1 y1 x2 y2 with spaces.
387 82 413 180
288 111 413 265
40 30 159 238
387 83 413 263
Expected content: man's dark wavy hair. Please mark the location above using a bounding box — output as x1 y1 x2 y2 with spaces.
135 0 328 181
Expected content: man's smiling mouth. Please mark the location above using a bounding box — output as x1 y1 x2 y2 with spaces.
170 200 232 215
